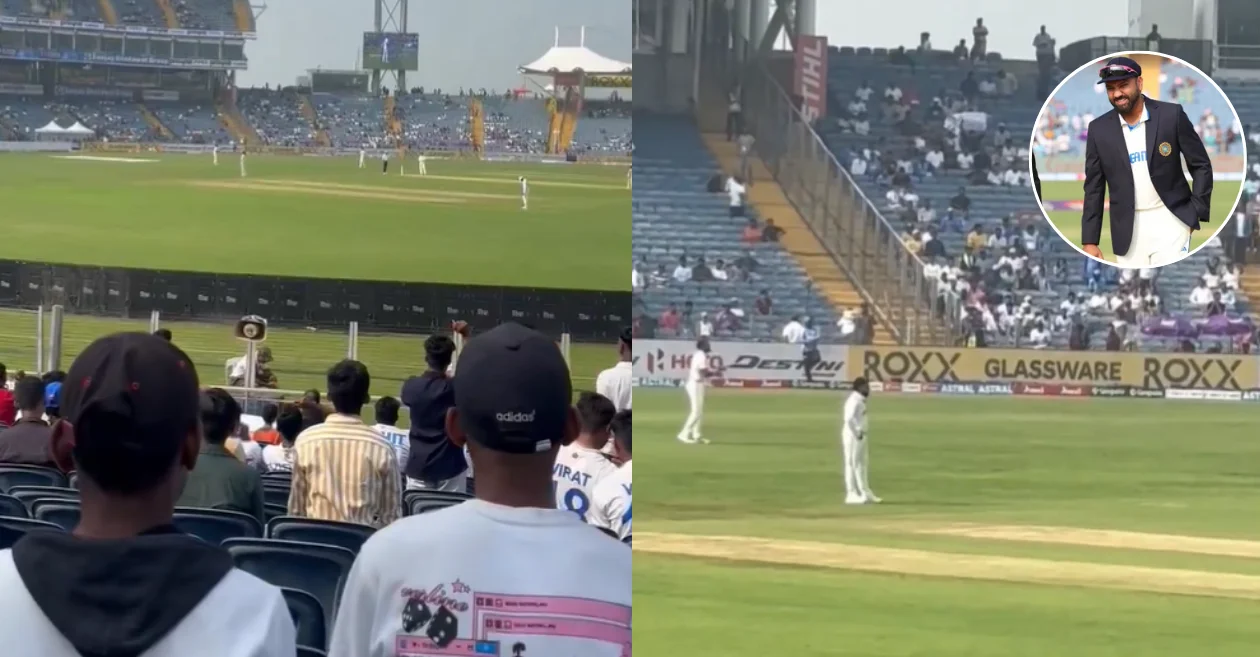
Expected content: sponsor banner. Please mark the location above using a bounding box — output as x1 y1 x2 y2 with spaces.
1091 386 1130 397
141 89 180 102
1128 388 1165 399
1243 390 1260 401
793 34 827 122
940 383 976 395
0 47 245 70
0 15 256 39
856 346 1260 391
633 340 848 384
1015 382 1058 395
0 140 75 152
1058 385 1090 396
55 85 133 99
1167 389 1243 401
482 152 572 164
0 82 42 95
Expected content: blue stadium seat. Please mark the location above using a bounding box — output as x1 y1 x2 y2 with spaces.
222 538 356 628
32 501 81 532
0 494 29 519
264 503 288 523
267 517 375 555
297 647 327 657
0 517 63 549
262 483 291 507
173 508 264 543
0 466 67 492
281 587 328 651
8 486 78 508
403 489 470 516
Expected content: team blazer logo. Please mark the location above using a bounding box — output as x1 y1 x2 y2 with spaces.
1159 142 1172 157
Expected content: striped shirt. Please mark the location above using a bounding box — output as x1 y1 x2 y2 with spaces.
289 413 401 529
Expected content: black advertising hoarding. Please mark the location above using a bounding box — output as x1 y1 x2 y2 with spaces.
0 261 627 342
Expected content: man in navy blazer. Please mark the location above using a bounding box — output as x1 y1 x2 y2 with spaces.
1081 56 1213 267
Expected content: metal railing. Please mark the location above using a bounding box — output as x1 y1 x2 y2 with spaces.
698 35 961 345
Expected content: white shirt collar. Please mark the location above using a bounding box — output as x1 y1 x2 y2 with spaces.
1119 103 1149 130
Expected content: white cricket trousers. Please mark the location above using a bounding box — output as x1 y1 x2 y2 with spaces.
842 432 873 500
679 382 705 441
1115 206 1192 268
417 158 427 175
239 155 247 178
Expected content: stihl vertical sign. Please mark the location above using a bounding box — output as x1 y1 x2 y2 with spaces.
794 35 828 122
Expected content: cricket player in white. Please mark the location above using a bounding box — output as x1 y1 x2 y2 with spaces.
416 153 427 176
842 377 880 504
380 150 390 174
1114 104 1191 267
552 392 620 523
677 337 719 444
626 165 632 189
590 409 632 540
519 176 529 210
212 144 219 166
358 148 366 168
239 150 247 178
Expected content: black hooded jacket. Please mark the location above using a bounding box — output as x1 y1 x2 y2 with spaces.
10 526 233 657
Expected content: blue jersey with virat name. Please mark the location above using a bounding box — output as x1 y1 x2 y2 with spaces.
551 445 619 523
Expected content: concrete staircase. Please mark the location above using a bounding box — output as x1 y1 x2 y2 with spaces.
138 104 172 139
298 94 330 147
216 100 255 145
1239 268 1260 326
703 133 897 345
155 0 178 28
384 94 401 139
97 0 118 23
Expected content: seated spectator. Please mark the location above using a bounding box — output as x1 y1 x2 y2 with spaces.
953 39 969 59
948 187 971 223
261 403 300 473
252 402 281 446
0 376 54 467
0 364 13 427
1206 292 1227 316
673 256 692 283
761 218 784 242
292 360 401 528
691 256 715 282
741 217 762 243
0 333 295 655
903 231 923 255
326 324 630 657
43 381 62 420
966 224 987 251
1189 282 1213 307
225 422 263 472
659 303 681 334
178 388 265 525
371 396 410 470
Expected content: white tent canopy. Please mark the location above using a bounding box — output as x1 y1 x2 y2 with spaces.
519 26 631 76
35 120 65 134
64 121 94 135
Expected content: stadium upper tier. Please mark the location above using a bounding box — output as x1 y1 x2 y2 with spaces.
822 50 1248 350
633 113 841 341
0 0 254 32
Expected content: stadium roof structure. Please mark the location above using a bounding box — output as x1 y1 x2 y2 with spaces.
519 26 631 76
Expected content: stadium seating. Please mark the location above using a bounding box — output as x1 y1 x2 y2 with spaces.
115 0 167 27
822 50 1249 349
0 517 62 550
0 465 68 492
312 93 385 148
32 502 82 531
55 100 153 141
238 89 313 146
223 538 356 627
281 587 329 651
267 516 375 555
633 113 842 341
0 494 28 519
403 489 471 516
0 99 58 139
7 486 78 507
151 103 231 143
173 0 238 32
172 507 264 543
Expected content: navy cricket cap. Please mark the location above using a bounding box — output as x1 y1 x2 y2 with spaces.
453 322 572 454
1097 56 1142 84
63 332 201 450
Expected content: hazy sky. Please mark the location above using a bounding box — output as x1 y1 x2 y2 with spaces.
239 0 629 90
812 0 1129 59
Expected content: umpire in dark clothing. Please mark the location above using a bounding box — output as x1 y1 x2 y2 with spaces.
0 376 55 468
176 388 264 525
400 335 467 492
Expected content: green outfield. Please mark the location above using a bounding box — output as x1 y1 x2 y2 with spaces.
1042 180 1241 261
635 388 1260 656
0 153 627 406
0 153 628 289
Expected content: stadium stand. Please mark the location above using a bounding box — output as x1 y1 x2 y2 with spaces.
151 102 232 143
173 0 238 32
310 93 384 148
114 0 167 27
633 113 844 342
237 89 313 146
823 49 1250 350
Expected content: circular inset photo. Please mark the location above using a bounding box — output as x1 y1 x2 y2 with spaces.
1030 51 1246 268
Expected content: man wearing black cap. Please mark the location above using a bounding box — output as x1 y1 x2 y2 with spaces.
1081 55 1213 267
329 323 630 657
0 332 296 656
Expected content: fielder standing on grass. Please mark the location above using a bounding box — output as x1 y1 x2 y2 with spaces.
677 337 720 445
1081 56 1213 267
519 175 529 210
239 148 247 178
416 152 427 176
842 377 880 504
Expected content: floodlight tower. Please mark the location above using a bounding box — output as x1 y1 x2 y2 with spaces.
373 0 409 93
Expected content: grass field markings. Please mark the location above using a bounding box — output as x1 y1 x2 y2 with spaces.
247 179 518 200
913 524 1260 559
401 173 627 190
635 532 1260 601
183 181 467 204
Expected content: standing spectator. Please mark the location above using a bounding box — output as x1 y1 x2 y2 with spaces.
1230 212 1251 266
0 376 54 467
971 18 989 61
178 388 265 525
252 402 281 446
726 175 747 218
43 381 61 421
400 336 467 492
1033 26 1056 73
726 88 742 140
659 303 681 335
262 403 301 473
953 39 969 60
595 327 633 412
737 132 756 183
326 323 630 657
0 333 295 656
1146 24 1162 51
371 396 410 471
291 360 401 528
0 364 13 428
